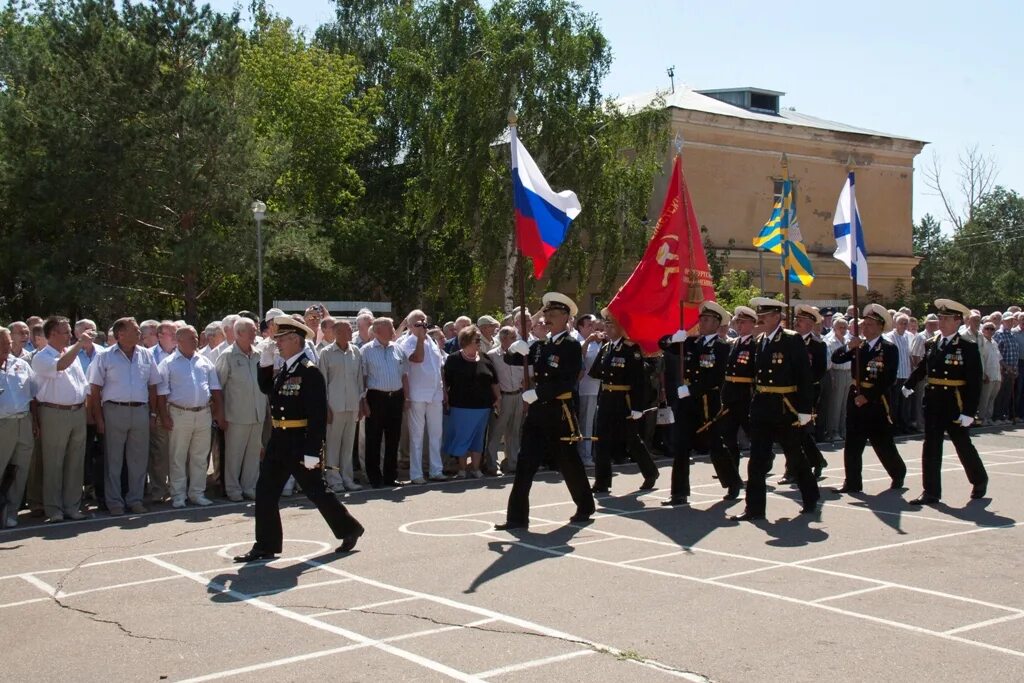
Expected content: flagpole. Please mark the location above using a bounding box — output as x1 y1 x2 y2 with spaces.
510 109 532 391
847 156 861 395
781 153 793 327
675 138 688 388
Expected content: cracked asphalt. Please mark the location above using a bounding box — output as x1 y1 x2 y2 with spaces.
1 428 1023 682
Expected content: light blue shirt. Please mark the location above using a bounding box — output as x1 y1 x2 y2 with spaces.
77 344 105 375
0 355 35 417
157 350 221 408
361 339 408 392
152 344 175 365
88 344 161 404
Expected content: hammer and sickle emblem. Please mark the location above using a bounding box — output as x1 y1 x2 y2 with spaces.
656 236 680 287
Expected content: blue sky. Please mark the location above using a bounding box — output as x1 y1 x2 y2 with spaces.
210 0 1022 229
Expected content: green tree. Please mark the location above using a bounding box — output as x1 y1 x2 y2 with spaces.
945 187 1024 305
909 213 949 311
315 0 668 319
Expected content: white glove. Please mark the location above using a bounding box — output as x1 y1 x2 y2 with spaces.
629 410 643 420
303 455 320 469
508 340 530 356
670 329 687 343
901 386 914 398
677 385 690 399
958 414 974 428
259 339 278 367
797 413 813 426
522 389 538 404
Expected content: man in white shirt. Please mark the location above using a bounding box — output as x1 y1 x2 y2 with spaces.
32 316 92 522
0 326 37 527
157 326 223 508
318 320 365 491
477 315 500 354
88 317 162 515
485 327 526 474
885 313 914 432
577 314 602 466
398 310 446 485
199 322 223 361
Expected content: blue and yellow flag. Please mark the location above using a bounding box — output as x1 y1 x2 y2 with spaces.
753 179 814 286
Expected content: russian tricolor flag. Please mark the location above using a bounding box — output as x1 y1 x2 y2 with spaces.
510 125 581 279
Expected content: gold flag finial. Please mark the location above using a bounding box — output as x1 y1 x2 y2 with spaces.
508 108 518 126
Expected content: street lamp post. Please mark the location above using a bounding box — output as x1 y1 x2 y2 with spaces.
251 200 267 315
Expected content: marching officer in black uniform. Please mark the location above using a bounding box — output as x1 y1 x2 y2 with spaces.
732 298 819 521
495 293 594 530
234 317 364 563
832 304 907 493
589 307 659 494
782 304 828 482
903 298 988 505
658 301 731 506
709 305 758 501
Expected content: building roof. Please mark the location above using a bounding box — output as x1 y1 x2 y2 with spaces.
616 87 926 144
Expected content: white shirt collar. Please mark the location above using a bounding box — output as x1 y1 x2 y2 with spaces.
702 334 717 344
764 325 783 342
284 351 305 370
865 336 881 349
740 334 752 343
550 330 568 343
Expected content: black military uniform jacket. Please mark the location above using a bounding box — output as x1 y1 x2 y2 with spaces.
751 326 813 418
831 336 898 404
904 332 981 419
721 334 756 406
504 331 582 403
803 333 827 398
588 338 646 412
660 333 729 423
257 355 328 457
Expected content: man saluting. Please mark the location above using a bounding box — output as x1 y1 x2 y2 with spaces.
234 317 364 563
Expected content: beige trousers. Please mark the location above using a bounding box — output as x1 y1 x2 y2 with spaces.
0 414 34 517
223 422 262 498
167 406 212 500
39 405 86 517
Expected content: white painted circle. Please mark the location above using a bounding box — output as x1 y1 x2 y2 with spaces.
400 518 497 537
216 539 332 561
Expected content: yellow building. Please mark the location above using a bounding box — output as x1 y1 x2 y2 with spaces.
612 86 927 309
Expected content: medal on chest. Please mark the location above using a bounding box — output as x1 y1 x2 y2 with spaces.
547 354 560 369
700 353 714 368
280 376 302 396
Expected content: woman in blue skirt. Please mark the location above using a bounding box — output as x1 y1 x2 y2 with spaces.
443 325 500 478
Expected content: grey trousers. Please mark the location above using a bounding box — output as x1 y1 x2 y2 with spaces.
39 405 86 517
0 414 33 518
487 393 524 470
223 421 262 498
103 403 150 509
148 419 170 500
826 369 852 437
577 394 598 462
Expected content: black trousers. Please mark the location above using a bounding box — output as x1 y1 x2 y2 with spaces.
365 389 404 486
746 413 818 515
593 397 659 490
505 399 594 525
921 411 987 499
710 397 749 489
842 391 906 488
254 432 362 554
668 393 717 498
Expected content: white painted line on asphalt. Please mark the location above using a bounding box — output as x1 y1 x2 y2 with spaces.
19 574 56 596
247 577 354 598
619 550 685 566
811 585 891 604
473 649 595 678
944 612 1024 635
547 536 623 550
176 618 497 683
301 560 705 682
305 596 419 619
146 555 488 683
474 530 1024 660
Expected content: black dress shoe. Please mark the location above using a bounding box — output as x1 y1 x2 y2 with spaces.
494 521 528 531
889 479 905 490
337 527 365 553
729 511 765 522
639 475 659 490
591 486 610 494
381 480 403 487
908 494 941 506
813 463 825 479
833 484 862 494
232 546 277 563
569 512 594 523
723 484 742 501
800 501 820 514
660 497 688 507
970 484 988 499
777 475 796 486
